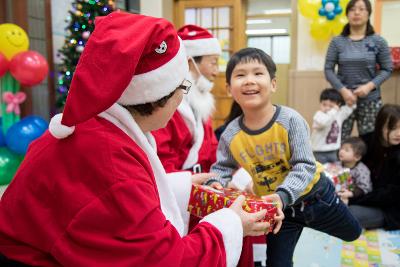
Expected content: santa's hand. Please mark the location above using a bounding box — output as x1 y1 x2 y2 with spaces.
192 173 217 185
230 195 270 236
209 182 224 190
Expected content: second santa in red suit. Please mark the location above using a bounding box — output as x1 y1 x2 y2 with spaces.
152 24 219 174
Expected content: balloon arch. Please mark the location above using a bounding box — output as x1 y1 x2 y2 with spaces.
0 23 49 185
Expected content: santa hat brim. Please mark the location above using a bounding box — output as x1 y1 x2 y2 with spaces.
119 38 189 105
183 38 221 58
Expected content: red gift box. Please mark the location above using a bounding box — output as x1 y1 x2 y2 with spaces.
188 184 278 232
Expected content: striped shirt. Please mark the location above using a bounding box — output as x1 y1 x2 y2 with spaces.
207 106 323 207
324 34 393 101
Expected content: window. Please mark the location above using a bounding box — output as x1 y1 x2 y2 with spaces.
247 35 290 64
184 6 231 71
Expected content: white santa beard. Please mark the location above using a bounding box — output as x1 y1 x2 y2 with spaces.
185 83 215 122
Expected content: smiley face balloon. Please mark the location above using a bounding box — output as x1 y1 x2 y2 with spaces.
0 23 29 60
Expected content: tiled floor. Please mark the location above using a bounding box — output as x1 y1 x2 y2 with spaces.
293 228 400 267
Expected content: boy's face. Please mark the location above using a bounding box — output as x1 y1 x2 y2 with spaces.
227 60 276 111
338 143 360 164
320 100 338 113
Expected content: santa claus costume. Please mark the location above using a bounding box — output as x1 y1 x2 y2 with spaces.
0 12 243 267
152 24 220 173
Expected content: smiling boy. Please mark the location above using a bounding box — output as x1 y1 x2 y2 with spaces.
206 48 362 266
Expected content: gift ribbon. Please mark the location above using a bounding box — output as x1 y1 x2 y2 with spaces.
2 91 26 115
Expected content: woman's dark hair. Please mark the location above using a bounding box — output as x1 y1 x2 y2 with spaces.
225 47 276 85
123 89 177 116
225 101 243 125
375 104 400 147
320 88 345 106
341 0 375 37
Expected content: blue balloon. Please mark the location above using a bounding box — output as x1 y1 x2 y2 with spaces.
0 118 6 147
332 0 339 5
5 116 48 155
327 12 336 20
334 6 343 14
319 7 327 16
322 0 328 6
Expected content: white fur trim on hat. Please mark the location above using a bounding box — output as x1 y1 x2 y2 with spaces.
201 208 243 267
49 113 75 139
118 38 189 105
183 38 222 57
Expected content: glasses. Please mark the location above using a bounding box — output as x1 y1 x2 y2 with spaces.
349 7 367 13
177 79 192 94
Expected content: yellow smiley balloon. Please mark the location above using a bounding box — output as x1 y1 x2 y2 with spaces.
0 23 29 60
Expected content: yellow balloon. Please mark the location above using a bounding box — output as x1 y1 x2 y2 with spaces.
332 16 348 35
310 17 331 41
298 0 321 19
0 23 29 60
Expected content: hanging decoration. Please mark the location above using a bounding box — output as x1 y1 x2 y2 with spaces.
298 0 350 41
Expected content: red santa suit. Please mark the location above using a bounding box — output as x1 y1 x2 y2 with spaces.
0 13 243 267
152 82 218 173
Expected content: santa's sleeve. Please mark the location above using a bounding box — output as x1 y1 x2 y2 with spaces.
152 113 185 173
51 175 242 267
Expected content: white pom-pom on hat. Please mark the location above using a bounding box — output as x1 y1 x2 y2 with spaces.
49 113 75 139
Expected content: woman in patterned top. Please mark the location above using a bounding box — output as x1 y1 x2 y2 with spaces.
324 0 392 145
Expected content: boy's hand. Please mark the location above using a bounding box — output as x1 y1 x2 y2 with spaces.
209 182 224 190
244 181 255 194
191 172 217 185
340 87 357 105
337 189 353 198
337 189 353 205
230 195 271 236
262 193 285 234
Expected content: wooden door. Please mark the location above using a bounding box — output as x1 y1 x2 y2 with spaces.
174 0 247 129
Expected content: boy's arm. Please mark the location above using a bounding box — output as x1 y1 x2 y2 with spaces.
312 109 337 130
337 104 356 122
206 129 239 187
276 111 318 207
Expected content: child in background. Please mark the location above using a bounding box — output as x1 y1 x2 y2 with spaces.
349 104 400 230
336 137 372 204
206 48 361 266
311 88 355 163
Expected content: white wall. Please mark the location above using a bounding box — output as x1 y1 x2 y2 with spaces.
140 0 173 22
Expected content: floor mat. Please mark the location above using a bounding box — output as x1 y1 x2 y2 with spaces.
293 228 400 267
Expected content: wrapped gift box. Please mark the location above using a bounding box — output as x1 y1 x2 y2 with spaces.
188 184 278 232
323 162 353 191
391 47 400 71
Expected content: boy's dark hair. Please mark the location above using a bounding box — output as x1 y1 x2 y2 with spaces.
342 137 367 158
122 89 176 116
341 0 375 37
225 48 276 84
320 88 344 106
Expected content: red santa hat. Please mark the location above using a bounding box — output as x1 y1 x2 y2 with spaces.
177 25 221 57
50 12 188 139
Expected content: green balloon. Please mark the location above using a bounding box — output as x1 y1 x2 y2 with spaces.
0 147 23 185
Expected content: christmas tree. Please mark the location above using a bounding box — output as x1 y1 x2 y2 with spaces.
56 0 115 109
